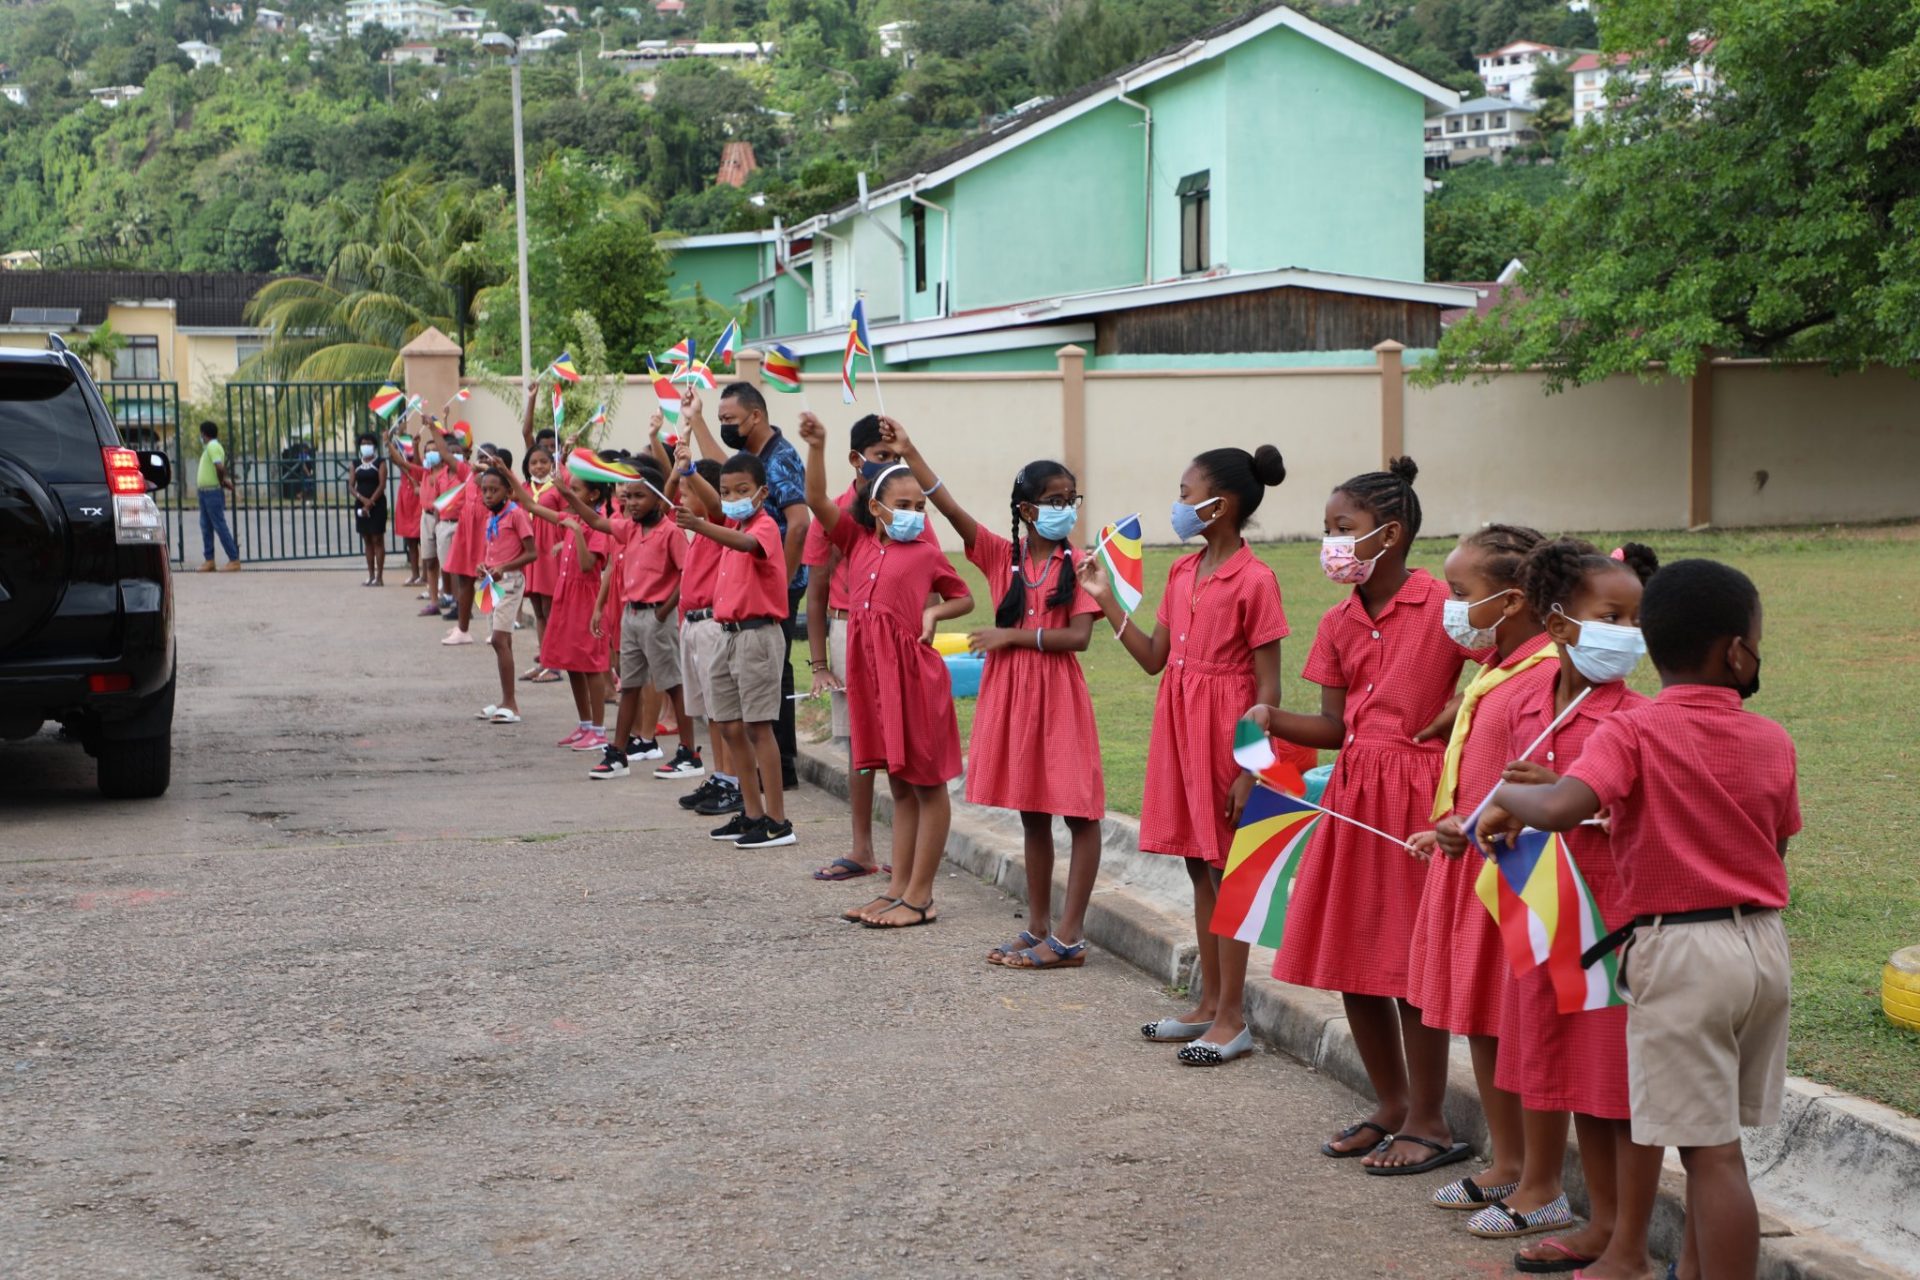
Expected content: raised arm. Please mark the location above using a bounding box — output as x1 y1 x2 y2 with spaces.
673 503 761 553
797 412 841 533
647 410 672 477
879 417 977 549
681 386 718 460
551 476 615 536
681 456 723 518
520 381 538 450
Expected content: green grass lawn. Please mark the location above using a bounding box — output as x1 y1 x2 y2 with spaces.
797 522 1920 1114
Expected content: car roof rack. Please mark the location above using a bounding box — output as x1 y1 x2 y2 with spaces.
46 333 69 354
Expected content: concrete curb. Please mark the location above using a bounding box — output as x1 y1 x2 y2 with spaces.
797 742 1912 1280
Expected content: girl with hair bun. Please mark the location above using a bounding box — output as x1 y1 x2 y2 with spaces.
1479 538 1661 1269
887 431 1107 970
1080 442 1304 1064
1256 457 1484 1173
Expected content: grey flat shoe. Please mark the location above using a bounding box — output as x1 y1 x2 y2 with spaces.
1140 1016 1213 1043
1177 1026 1254 1065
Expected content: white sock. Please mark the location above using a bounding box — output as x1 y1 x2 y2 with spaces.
579 721 592 731
714 772 736 788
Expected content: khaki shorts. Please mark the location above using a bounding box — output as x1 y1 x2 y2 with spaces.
680 616 724 719
418 510 439 560
828 615 851 741
434 515 458 565
1622 908 1790 1147
707 623 783 724
620 604 682 690
486 569 525 636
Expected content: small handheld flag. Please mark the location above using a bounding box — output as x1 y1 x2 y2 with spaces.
647 357 683 426
475 574 497 614
588 404 608 430
551 384 566 429
673 359 717 391
1473 828 1623 1013
446 421 472 449
454 387 471 404
566 448 642 485
850 297 872 355
708 320 738 369
548 352 581 383
432 478 467 513
664 337 696 370
1094 514 1145 614
1232 717 1310 797
1211 787 1322 950
369 384 405 420
762 344 804 393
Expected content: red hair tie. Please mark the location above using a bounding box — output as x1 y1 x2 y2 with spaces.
1609 547 1626 561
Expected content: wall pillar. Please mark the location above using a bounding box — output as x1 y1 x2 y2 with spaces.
1057 344 1087 546
399 326 463 424
1687 357 1714 528
1374 339 1405 466
736 346 763 390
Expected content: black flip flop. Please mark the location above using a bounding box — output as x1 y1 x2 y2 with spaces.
1321 1120 1390 1158
863 898 937 929
1361 1134 1473 1176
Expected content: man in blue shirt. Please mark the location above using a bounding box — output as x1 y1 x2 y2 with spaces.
686 383 810 788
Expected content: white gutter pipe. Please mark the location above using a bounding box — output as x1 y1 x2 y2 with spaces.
1115 74 1152 285
858 171 911 313
907 187 952 317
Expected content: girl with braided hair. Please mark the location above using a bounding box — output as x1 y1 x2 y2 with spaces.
1256 457 1483 1171
1404 522 1555 1216
889 430 1107 969
1479 538 1661 1270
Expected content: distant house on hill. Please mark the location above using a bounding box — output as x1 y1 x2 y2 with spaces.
256 8 290 33
663 2 1470 370
1476 40 1567 105
654 0 685 15
178 40 224 70
1424 96 1541 167
89 85 145 109
386 42 445 65
1569 39 1719 127
520 27 568 51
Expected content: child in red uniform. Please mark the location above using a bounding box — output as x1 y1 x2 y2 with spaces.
677 451 802 850
520 445 565 682
1258 458 1477 1170
1475 539 1659 1269
800 415 972 926
493 466 612 749
392 431 423 586
395 430 456 613
895 429 1105 967
584 465 697 780
468 459 536 724
801 415 905 883
1404 524 1551 1212
1480 558 1795 1280
671 456 739 817
1081 444 1297 1064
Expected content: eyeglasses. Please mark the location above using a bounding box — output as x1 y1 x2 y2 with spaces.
1027 494 1084 511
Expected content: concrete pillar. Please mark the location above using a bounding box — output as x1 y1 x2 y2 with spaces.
1687 358 1714 528
735 346 763 394
1058 344 1087 547
1373 339 1405 466
398 327 463 424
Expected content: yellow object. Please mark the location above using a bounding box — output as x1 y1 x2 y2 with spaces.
932 632 970 656
1431 643 1558 822
1885 946 1920 1033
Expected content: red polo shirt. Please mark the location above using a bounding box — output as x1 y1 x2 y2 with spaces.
1566 684 1800 917
712 509 789 623
610 515 686 604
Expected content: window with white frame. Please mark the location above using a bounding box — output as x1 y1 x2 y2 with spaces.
113 334 160 380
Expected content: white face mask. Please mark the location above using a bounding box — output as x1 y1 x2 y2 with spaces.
1553 605 1646 683
360 444 376 460
1442 589 1514 651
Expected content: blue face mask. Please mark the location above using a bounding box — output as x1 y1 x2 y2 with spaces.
1029 504 1078 542
859 458 891 481
721 497 757 523
424 450 441 467
883 507 926 542
1170 496 1221 541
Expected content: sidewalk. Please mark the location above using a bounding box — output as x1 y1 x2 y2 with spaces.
797 742 1919 1280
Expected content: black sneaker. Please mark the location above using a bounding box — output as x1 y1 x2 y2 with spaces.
708 813 753 842
696 783 744 817
588 747 629 780
653 745 705 780
737 817 796 849
678 778 720 810
626 736 664 762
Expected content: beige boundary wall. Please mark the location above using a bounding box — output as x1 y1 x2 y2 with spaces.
404 335 1920 548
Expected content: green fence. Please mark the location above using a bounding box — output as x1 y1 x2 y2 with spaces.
100 381 189 562
221 380 394 563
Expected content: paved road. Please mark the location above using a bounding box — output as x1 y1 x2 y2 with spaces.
2 565 1515 1279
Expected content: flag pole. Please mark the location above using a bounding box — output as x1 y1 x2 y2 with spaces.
867 349 887 416
1256 781 1417 852
1086 515 1141 564
1462 684 1595 844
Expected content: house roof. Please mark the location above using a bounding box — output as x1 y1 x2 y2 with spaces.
1478 40 1562 59
803 3 1458 232
0 271 283 329
1566 51 1633 74
1441 95 1539 115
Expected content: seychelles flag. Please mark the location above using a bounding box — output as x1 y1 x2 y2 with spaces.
663 337 696 371
432 478 467 514
708 320 738 369
567 448 641 484
849 298 872 355
548 352 581 383
1096 514 1145 614
1211 787 1322 949
1474 828 1622 1012
588 404 608 430
646 357 682 425
369 384 405 419
551 384 566 428
475 574 497 614
839 330 861 404
762 344 803 393
674 359 717 391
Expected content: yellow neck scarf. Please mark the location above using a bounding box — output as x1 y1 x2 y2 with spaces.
1431 641 1559 821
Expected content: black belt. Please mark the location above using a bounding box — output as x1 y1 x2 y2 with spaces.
721 617 779 633
1582 905 1771 970
684 609 713 623
627 600 666 611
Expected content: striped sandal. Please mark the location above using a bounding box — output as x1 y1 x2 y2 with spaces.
1432 1175 1519 1210
1466 1195 1576 1239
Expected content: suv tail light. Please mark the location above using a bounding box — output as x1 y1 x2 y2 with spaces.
103 447 165 546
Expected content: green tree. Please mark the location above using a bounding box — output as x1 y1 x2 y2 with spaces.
1424 0 1920 387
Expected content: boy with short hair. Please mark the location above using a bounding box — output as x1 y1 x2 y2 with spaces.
671 456 738 818
675 451 796 850
1481 558 1797 1280
195 420 242 571
469 460 537 724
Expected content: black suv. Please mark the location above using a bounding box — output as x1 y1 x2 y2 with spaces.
0 337 176 797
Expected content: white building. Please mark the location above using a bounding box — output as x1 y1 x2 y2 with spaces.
444 5 486 36
344 0 449 39
1475 40 1567 105
386 42 444 64
519 27 568 51
177 40 223 69
256 8 289 32
89 85 145 108
2 83 28 107
209 1 244 22
112 0 161 12
877 20 913 59
1569 40 1719 128
1425 96 1542 165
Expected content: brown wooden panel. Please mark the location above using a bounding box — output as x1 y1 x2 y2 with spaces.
1093 285 1441 355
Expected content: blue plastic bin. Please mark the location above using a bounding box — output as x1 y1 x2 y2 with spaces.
1304 763 1333 805
944 652 985 698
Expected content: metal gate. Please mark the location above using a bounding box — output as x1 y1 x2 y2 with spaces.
222 380 392 563
100 381 190 562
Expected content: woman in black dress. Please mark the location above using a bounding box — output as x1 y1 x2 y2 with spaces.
352 431 389 586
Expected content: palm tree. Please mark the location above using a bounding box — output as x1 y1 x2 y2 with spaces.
244 170 502 383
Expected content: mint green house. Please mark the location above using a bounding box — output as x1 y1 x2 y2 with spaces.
664 3 1469 371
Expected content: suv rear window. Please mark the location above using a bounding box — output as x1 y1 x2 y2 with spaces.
0 364 106 482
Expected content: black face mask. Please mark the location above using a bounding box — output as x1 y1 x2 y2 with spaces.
1735 649 1762 701
719 422 747 450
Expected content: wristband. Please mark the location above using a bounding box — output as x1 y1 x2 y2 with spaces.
922 477 943 497
1114 615 1130 641
1036 627 1045 653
